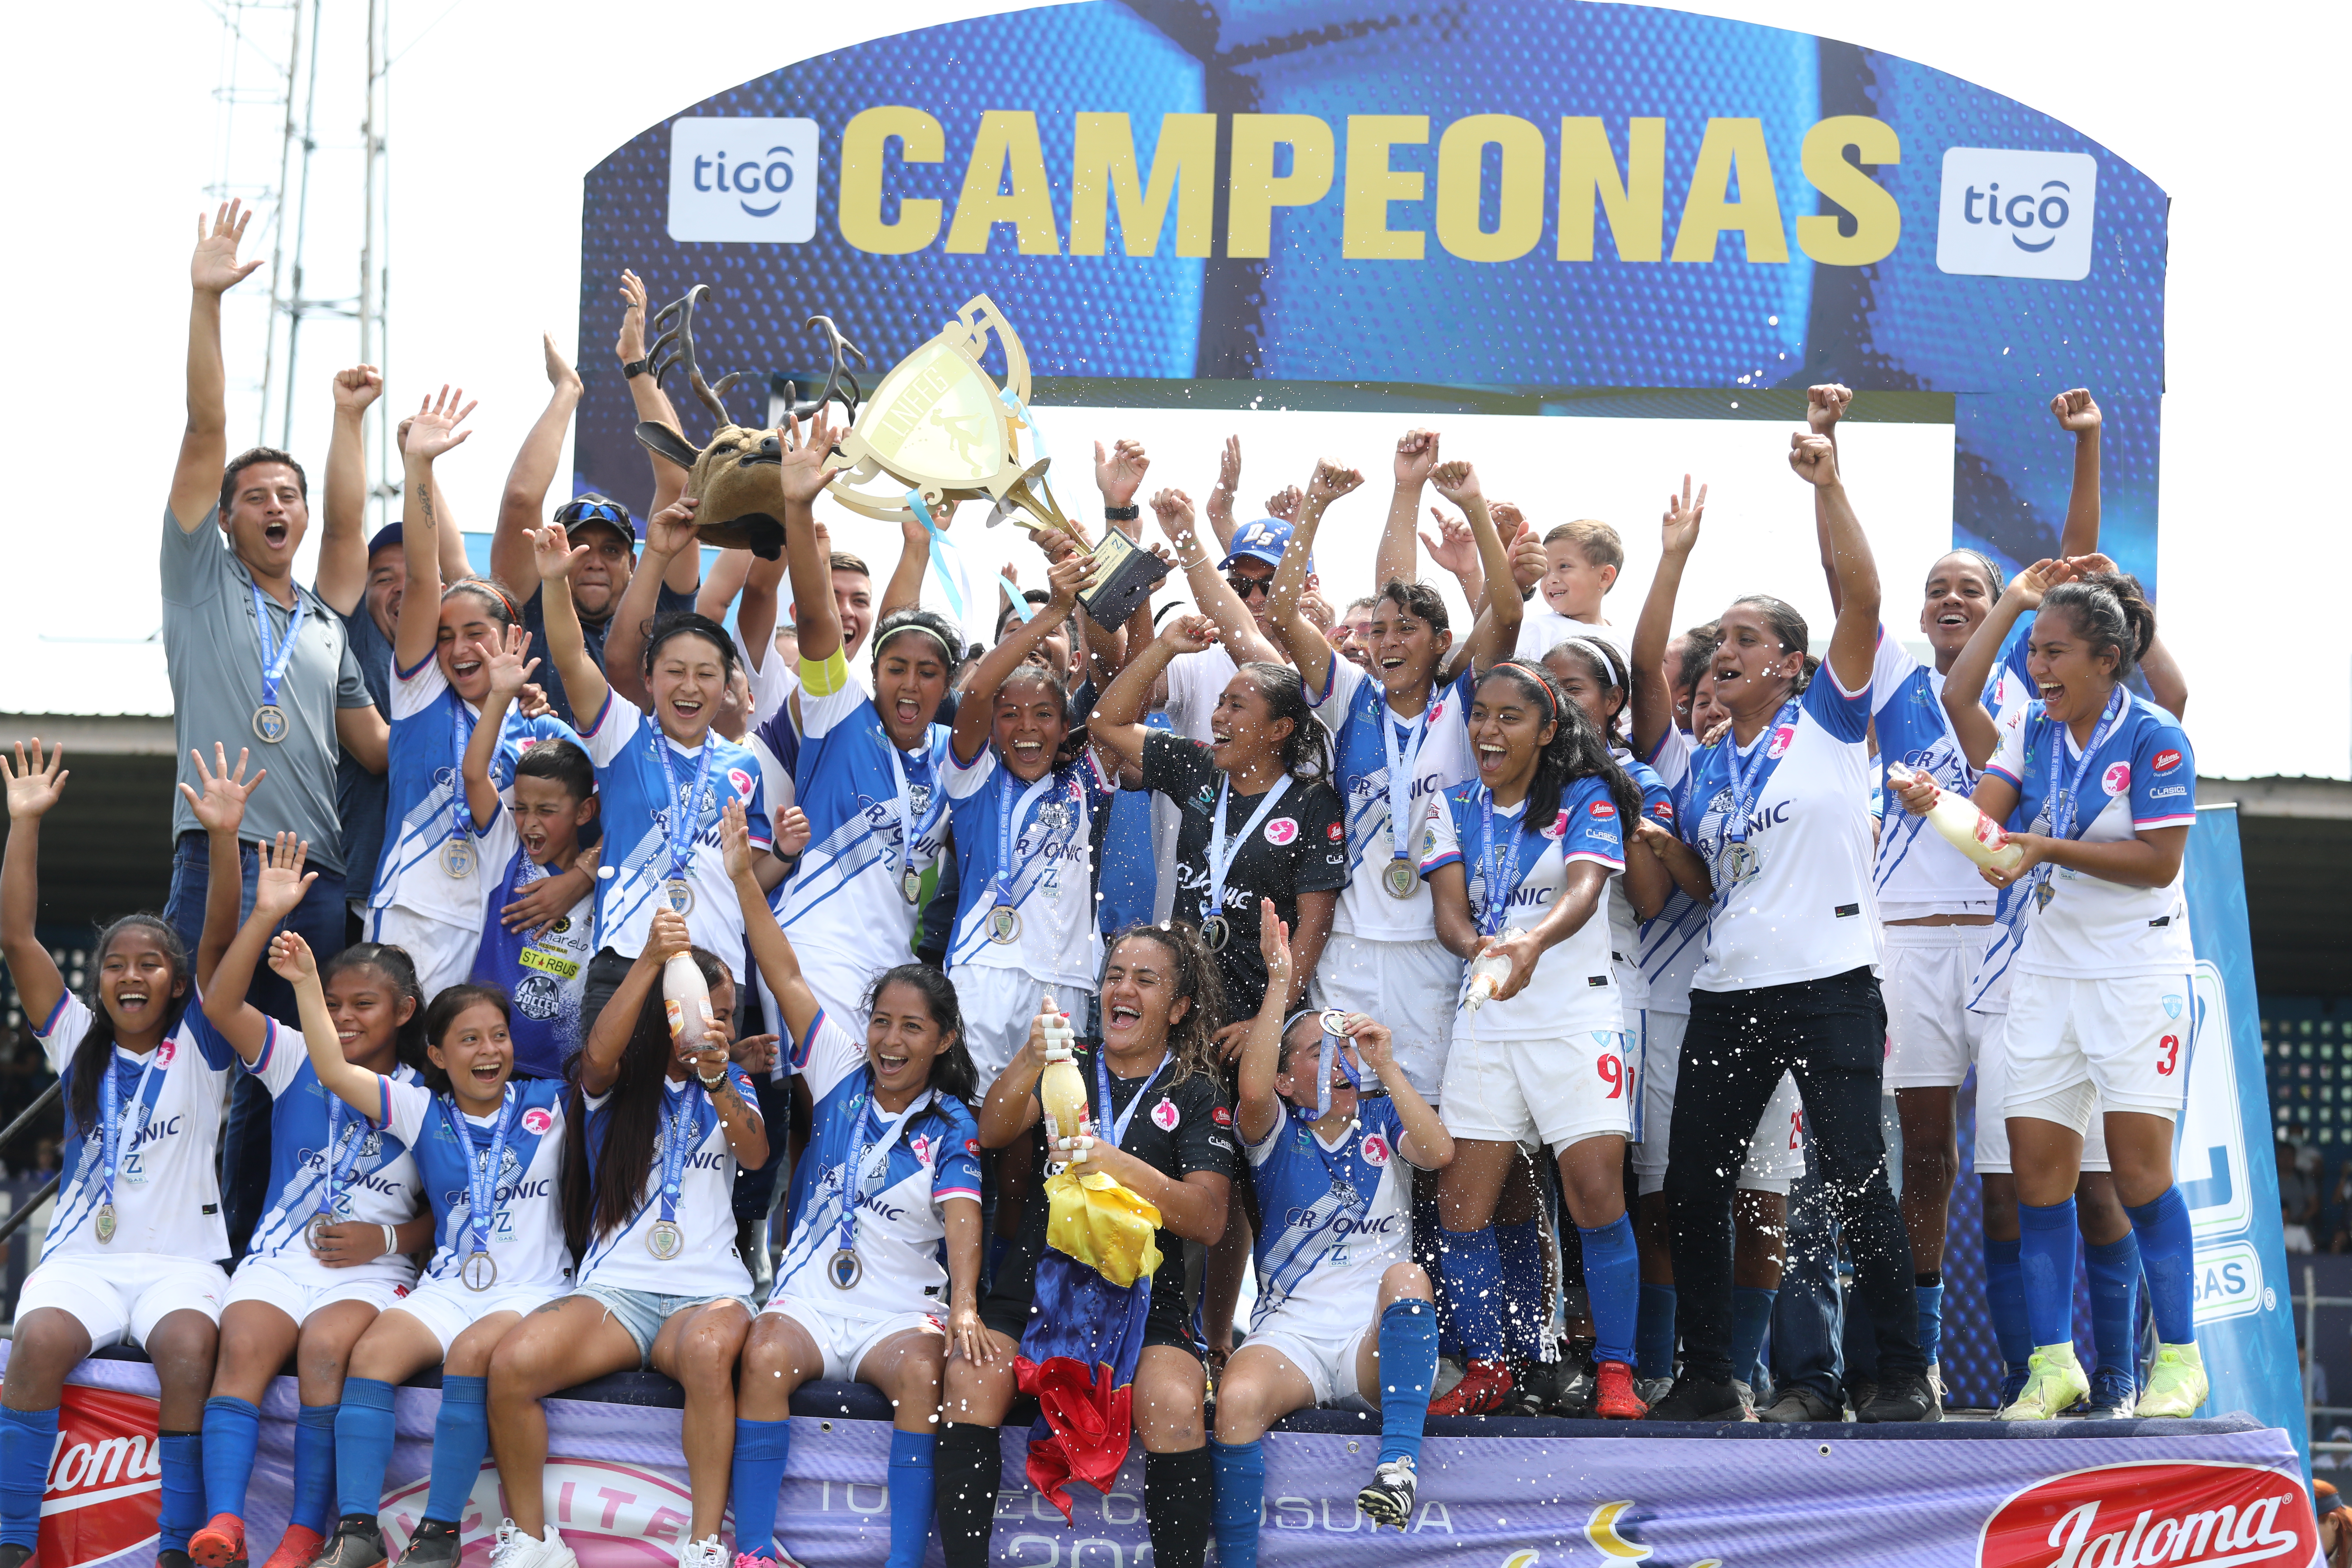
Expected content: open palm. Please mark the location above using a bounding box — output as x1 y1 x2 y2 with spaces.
1 741 67 820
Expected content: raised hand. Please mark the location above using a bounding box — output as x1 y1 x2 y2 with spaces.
2005 558 2072 611
192 200 264 295
177 743 267 837
403 386 477 462
485 625 539 704
1257 898 1293 993
1215 435 1242 496
1788 433 1839 488
2 741 68 820
543 333 582 397
645 496 701 558
331 366 383 416
1149 488 1199 551
2063 552 2118 579
1265 485 1302 523
1298 585 1335 634
1428 459 1482 509
1343 1014 1394 1072
1661 473 1708 555
1418 508 1478 576
1157 613 1219 657
516 684 554 721
1393 427 1441 488
773 805 811 861
1806 383 1852 436
1305 459 1364 512
645 906 693 965
1508 521 1548 592
266 930 317 985
616 270 650 365
719 797 757 883
528 522 589 585
778 408 845 504
1094 439 1149 507
253 832 317 925
2050 388 2101 434
1043 552 1090 617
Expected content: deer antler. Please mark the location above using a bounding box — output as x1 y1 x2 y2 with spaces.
778 316 867 447
647 285 750 428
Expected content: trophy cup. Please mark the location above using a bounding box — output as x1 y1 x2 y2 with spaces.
824 296 1169 629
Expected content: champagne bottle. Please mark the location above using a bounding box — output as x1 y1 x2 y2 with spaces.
1464 928 1525 1012
1037 1000 1090 1145
1888 762 2024 872
663 953 714 1048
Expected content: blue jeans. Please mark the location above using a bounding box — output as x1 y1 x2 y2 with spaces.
165 831 347 1261
1772 1124 1846 1406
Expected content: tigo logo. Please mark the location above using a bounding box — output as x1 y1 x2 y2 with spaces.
1938 147 2099 281
668 118 819 244
1976 1460 2312 1568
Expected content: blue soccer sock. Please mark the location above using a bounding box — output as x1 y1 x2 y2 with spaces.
729 1418 791 1562
1730 1287 1778 1388
2085 1232 2144 1379
334 1377 398 1522
2125 1186 2197 1345
1375 1298 1438 1467
1636 1283 1678 1379
420 1376 488 1528
1210 1438 1265 1568
1496 1219 1549 1361
1983 1235 2032 1374
1914 1274 1946 1368
158 1430 204 1554
1577 1216 1640 1370
0 1404 58 1549
2018 1198 2080 1350
1438 1228 1505 1363
886 1430 934 1568
201 1395 261 1522
292 1404 338 1537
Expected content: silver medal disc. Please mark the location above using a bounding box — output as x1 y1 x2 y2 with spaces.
306 1213 335 1253
1381 859 1419 899
1726 842 1758 884
647 1219 685 1260
1198 915 1230 953
252 704 289 744
828 1248 863 1290
94 1202 117 1244
439 838 476 878
461 1248 499 1292
663 878 695 916
988 905 1021 945
901 869 923 904
1318 1009 1352 1037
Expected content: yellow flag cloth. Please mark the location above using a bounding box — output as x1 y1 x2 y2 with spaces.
1042 1168 1163 1289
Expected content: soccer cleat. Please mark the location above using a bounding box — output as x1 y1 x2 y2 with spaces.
2082 1368 2138 1420
1355 1457 1418 1529
0 1543 30 1568
1634 1376 1675 1409
1427 1357 1514 1416
314 1518 388 1568
191 1513 249 1568
1641 1376 1747 1422
262 1523 328 1568
1594 1361 1648 1420
160 1553 195 1568
1997 1365 2029 1409
1860 1368 1942 1423
1757 1384 1842 1423
391 1521 459 1568
1731 1381 1760 1422
488 1523 578 1568
2133 1343 2209 1419
1997 1344 2090 1422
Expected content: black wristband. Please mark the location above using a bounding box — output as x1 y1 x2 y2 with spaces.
1103 504 1140 522
622 357 650 379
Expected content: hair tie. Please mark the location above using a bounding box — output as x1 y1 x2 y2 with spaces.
445 576 521 626
874 621 960 669
1491 659 1558 724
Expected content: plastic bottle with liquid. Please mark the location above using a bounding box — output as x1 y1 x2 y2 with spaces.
1464 929 1525 1012
663 954 714 1048
1037 1002 1091 1144
1888 762 2024 872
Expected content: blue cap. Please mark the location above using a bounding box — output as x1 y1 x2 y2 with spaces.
554 492 637 545
1219 516 1314 574
366 522 402 556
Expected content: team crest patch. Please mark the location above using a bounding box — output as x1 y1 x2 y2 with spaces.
1545 810 1568 839
1361 1133 1391 1166
1768 724 1796 759
911 1134 932 1165
2162 994 2184 1020
1650 800 1675 821
728 767 755 798
1151 1099 1180 1131
2103 761 2131 795
1264 818 1298 846
966 1138 981 1156
156 1042 177 1066
522 1108 554 1135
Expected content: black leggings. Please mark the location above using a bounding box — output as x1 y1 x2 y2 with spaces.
1662 966 1923 1384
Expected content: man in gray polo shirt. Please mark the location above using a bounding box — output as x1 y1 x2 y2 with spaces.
160 200 390 1255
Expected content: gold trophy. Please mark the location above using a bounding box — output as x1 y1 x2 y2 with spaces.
825 296 1169 629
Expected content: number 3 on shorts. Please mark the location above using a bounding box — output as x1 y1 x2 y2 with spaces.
2156 1032 2180 1077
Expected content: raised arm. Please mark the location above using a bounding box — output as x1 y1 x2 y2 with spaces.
1150 488 1282 667
316 366 384 615
1260 461 1364 698
877 507 935 626
614 274 692 517
604 496 701 709
0 743 71 1028
723 800 821 1044
1941 559 2065 768
2051 389 2102 559
205 834 315 1066
1805 384 1853 611
1233 903 1295 1147
1427 460 1520 677
1205 435 1242 554
1790 433 1879 695
464 628 537 830
528 522 607 723
1088 615 1217 776
778 410 850 669
580 907 694 1098
491 335 586 594
271 933 383 1115
393 387 477 674
953 556 1087 763
176 744 268 995
171 202 265 532
1630 477 1705 759
1379 429 1439 594
1347 1016 1452 1171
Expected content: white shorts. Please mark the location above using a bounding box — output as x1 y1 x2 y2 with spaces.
18 1253 228 1350
1438 1023 1631 1151
1883 924 1996 1090
224 1253 415 1323
1314 934 1463 1101
1245 1316 1372 1409
367 906 481 999
1972 1009 2115 1174
761 1295 941 1382
2003 970 2195 1123
382 1274 564 1353
1632 1011 1807 1196
948 965 1091 1098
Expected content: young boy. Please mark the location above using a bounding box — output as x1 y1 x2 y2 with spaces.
460 629 599 1079
1514 517 1631 667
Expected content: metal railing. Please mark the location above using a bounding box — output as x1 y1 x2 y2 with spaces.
2303 1265 2352 1453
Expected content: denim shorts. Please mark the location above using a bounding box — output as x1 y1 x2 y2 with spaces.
571 1284 754 1366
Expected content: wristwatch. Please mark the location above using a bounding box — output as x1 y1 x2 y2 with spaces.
1104 504 1140 522
622 357 651 380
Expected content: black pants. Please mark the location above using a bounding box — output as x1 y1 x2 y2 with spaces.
1664 966 1923 1384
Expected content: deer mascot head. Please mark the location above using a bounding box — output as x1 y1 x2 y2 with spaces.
630 285 864 560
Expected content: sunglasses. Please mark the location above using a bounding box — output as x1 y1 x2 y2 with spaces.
1226 574 1272 600
555 499 631 532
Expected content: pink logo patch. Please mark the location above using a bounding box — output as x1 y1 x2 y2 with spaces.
1150 1099 1179 1131
728 767 755 798
1264 818 1297 846
2102 761 2131 796
1361 1134 1391 1167
522 1108 553 1135
1768 724 1796 759
910 1134 931 1166
154 1042 176 1067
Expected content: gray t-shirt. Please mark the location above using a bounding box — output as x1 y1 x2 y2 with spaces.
162 504 372 872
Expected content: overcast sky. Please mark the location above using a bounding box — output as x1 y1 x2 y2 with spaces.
6 0 2343 778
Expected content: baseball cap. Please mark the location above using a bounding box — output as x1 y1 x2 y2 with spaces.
1218 516 1314 575
554 492 637 545
366 522 403 557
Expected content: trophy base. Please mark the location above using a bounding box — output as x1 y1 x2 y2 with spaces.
1077 531 1171 629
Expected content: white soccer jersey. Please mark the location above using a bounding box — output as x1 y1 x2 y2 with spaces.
1311 659 1477 943
243 1024 423 1264
1164 644 1239 745
1514 611 1631 670
34 995 237 1262
381 1077 572 1291
940 746 1111 988
1606 752 1679 1013
579 1068 760 1297
1245 1097 1414 1344
1652 670 1882 993
1869 623 2035 919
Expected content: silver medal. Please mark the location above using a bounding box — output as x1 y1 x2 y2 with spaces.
94 1203 117 1245
901 868 923 903
663 878 695 916
1198 914 1230 953
439 838 476 878
252 704 289 744
461 1248 499 1292
828 1248 863 1290
646 1219 685 1260
1381 858 1419 899
1725 841 1759 884
306 1213 336 1253
987 905 1021 945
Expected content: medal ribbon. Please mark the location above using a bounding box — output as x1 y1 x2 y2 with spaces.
652 731 717 887
448 701 481 857
1312 1016 1363 1120
1474 787 1530 938
833 1084 934 1266
2032 685 2129 905
1094 1050 1172 1150
1380 703 1430 878
250 582 310 714
314 1096 370 1228
653 1079 708 1232
1205 775 1293 927
443 1085 518 1267
95 1048 165 1220
884 741 946 886
991 770 1059 913
1725 698 1802 846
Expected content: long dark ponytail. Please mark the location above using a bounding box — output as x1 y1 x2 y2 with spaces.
564 946 727 1252
65 915 192 1138
1234 662 1333 783
2040 573 2157 685
319 942 429 1073
1478 662 1643 831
